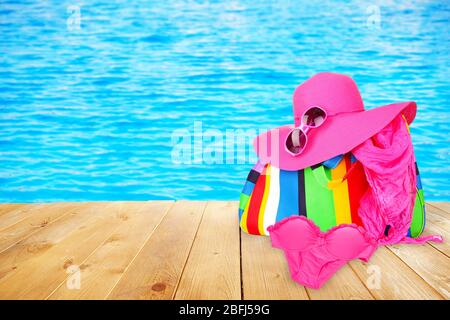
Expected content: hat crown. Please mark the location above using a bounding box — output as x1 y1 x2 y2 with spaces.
293 73 364 125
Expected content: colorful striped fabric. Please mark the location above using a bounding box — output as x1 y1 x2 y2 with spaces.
239 154 367 235
239 161 265 233
410 162 426 237
238 154 426 237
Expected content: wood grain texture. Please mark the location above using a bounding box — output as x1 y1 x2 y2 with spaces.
0 204 49 232
349 246 443 300
387 243 450 299
241 232 309 300
174 201 241 300
0 201 448 300
0 202 110 284
306 264 374 300
429 202 450 214
423 206 450 257
107 201 206 300
0 202 81 253
0 202 135 299
47 201 173 300
0 204 27 217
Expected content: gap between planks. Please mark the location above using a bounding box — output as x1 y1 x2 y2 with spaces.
173 201 241 300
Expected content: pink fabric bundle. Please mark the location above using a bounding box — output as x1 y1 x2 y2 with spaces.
268 115 442 289
352 115 442 245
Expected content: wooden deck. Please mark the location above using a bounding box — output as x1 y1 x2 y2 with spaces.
0 201 448 300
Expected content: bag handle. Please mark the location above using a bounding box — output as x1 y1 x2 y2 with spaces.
312 159 360 189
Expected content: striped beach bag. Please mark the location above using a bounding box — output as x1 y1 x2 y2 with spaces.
238 153 426 237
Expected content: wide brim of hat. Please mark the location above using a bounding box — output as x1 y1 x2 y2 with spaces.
254 101 416 171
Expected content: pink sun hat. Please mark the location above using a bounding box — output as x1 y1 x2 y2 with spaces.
254 72 417 171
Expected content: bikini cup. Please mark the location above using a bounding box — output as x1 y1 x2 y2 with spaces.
267 215 374 260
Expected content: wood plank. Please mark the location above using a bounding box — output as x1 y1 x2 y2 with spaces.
424 221 449 257
387 243 450 299
0 202 139 299
107 201 206 300
306 264 374 300
241 232 309 300
0 204 51 232
0 202 111 284
429 202 450 214
427 203 450 219
349 246 443 300
47 201 173 300
174 201 241 300
0 204 27 217
422 207 450 257
0 200 447 300
0 202 82 253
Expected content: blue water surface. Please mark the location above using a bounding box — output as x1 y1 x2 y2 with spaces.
0 0 449 202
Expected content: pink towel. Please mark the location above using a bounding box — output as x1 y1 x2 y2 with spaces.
352 115 442 245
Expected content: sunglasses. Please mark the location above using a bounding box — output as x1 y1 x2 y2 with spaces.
285 106 327 156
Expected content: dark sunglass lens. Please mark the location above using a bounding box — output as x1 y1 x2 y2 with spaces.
286 129 306 154
303 107 326 127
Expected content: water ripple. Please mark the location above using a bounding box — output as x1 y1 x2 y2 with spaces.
0 0 449 202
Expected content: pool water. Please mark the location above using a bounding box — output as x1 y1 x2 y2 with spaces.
1 0 449 202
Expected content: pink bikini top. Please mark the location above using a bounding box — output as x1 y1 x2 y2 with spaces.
267 215 378 262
